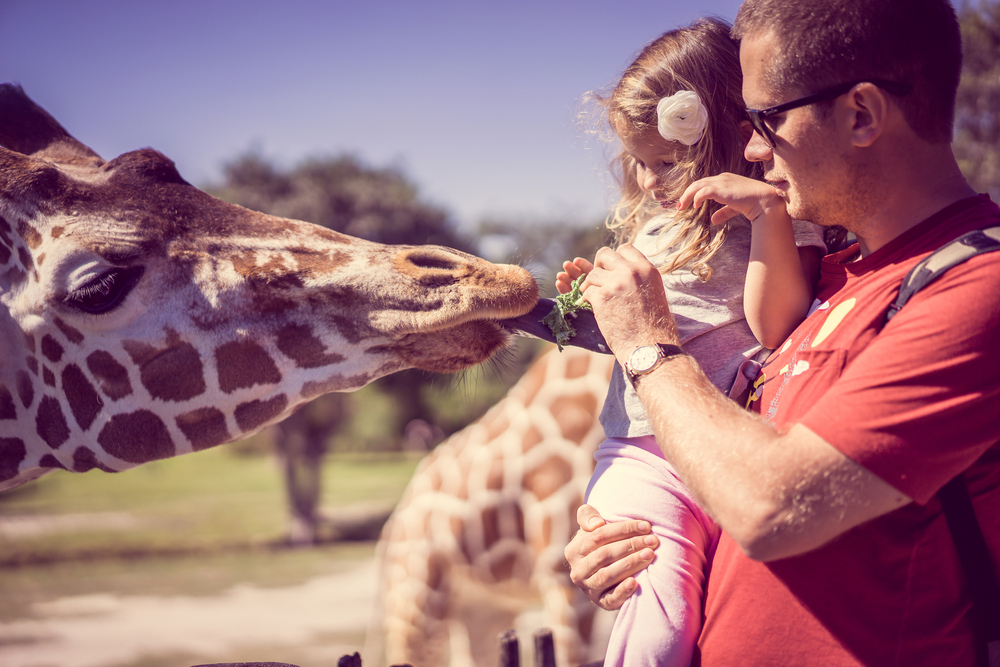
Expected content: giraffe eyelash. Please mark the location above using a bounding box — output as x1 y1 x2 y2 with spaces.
64 266 146 315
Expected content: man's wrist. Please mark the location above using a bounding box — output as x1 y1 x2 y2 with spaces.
625 343 688 387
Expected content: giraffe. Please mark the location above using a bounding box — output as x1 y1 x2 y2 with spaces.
370 344 617 667
0 83 539 492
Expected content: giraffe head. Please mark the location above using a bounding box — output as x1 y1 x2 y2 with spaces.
0 84 539 490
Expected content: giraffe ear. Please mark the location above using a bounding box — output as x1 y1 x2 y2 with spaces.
0 83 105 168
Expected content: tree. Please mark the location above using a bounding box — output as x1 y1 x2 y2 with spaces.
955 0 1000 199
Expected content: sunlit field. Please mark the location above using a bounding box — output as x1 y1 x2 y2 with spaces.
0 444 422 667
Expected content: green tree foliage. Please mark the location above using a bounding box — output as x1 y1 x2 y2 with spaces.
956 0 1000 198
212 152 473 250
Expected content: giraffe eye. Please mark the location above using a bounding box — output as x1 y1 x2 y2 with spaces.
65 266 145 314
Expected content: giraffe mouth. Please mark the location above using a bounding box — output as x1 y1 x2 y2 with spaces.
497 299 610 354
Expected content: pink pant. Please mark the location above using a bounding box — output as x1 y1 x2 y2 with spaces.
585 436 720 667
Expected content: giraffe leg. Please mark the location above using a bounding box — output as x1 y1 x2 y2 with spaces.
378 507 456 667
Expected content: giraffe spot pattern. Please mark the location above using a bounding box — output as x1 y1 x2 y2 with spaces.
216 340 281 393
234 393 288 432
53 317 84 344
16 220 42 248
35 395 70 448
98 409 175 464
86 350 133 399
25 356 38 375
1 438 27 481
0 385 16 419
551 393 599 443
43 366 55 387
40 334 64 362
0 212 12 263
523 454 574 501
175 407 231 451
15 370 34 408
38 453 67 470
276 323 346 368
72 446 115 473
17 245 32 271
62 364 103 431
23 333 35 354
123 339 206 401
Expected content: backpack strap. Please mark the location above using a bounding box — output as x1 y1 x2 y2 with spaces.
885 226 1000 323
883 225 1000 665
939 476 1000 652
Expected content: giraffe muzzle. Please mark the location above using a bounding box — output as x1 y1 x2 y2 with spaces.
498 298 611 354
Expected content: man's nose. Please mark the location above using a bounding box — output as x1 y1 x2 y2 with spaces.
744 131 773 163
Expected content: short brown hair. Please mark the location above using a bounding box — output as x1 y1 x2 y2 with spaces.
733 0 962 143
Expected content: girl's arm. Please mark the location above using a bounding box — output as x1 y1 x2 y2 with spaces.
678 174 819 349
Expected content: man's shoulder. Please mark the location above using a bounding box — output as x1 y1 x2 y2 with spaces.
932 194 1000 241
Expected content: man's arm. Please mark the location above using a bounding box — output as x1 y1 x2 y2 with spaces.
582 245 911 561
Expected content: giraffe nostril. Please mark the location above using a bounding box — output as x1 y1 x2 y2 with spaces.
403 248 464 272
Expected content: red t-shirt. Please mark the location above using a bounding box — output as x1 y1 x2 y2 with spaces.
697 195 1000 667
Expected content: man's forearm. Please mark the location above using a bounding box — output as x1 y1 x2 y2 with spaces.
630 352 909 560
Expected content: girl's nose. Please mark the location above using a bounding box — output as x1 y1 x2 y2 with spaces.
638 165 657 192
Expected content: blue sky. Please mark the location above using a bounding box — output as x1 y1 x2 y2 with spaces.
1 0 745 232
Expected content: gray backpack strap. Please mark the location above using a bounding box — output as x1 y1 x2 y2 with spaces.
885 227 1000 323
882 225 1000 666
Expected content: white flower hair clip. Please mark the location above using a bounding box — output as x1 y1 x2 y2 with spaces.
656 90 708 146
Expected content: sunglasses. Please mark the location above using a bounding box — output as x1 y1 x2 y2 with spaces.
746 79 913 148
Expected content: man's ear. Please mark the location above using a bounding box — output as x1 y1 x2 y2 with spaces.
845 83 889 148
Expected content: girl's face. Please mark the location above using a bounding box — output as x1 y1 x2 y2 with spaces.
620 126 687 208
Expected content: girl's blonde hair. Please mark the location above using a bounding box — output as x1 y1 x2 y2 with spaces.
600 17 762 279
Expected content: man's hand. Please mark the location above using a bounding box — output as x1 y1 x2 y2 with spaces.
580 245 678 360
564 504 659 610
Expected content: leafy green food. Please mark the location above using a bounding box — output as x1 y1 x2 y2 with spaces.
542 274 593 351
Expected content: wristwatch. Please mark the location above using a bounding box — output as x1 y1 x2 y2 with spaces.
625 343 687 387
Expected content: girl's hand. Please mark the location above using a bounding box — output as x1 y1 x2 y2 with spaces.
555 257 595 294
677 173 786 226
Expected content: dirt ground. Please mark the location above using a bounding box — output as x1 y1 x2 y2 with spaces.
0 558 378 667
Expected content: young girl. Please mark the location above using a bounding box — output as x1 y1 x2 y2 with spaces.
556 18 827 666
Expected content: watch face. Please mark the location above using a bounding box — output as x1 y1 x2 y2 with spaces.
630 345 660 372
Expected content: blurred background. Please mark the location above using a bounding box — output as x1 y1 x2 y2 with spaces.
1 1 997 666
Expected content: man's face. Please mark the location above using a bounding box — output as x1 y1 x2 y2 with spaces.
739 31 851 228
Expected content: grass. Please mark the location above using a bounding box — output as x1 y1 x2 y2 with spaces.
0 442 421 565
0 445 422 666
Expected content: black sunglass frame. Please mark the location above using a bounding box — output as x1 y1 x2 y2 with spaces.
746 79 913 148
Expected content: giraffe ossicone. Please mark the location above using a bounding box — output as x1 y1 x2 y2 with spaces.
0 83 539 491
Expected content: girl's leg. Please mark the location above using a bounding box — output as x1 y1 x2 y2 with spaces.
586 439 719 667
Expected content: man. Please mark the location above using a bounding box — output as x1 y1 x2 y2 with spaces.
566 0 1000 664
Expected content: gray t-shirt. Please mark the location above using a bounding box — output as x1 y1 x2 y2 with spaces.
600 214 826 438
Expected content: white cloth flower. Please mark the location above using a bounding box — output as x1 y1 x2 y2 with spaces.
656 90 708 146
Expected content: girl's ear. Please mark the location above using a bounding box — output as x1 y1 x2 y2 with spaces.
739 120 754 145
